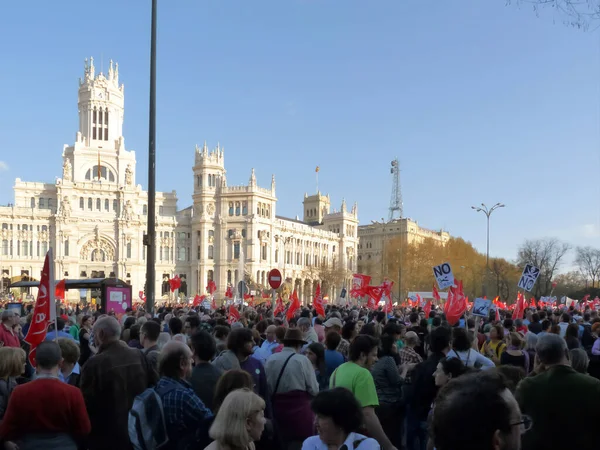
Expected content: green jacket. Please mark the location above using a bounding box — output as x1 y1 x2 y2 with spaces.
515 365 600 450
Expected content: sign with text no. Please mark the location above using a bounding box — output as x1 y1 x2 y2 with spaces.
433 262 454 290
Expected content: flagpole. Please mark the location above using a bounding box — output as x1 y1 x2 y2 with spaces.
49 247 57 341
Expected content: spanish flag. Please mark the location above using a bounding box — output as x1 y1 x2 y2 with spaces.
315 166 320 173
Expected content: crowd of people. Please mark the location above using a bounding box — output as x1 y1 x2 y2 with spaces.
0 299 599 450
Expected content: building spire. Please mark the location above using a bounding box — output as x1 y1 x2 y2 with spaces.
341 198 346 213
271 174 276 192
249 168 256 187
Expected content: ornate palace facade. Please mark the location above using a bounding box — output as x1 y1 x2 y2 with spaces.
0 58 358 304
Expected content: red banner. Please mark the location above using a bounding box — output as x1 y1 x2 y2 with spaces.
169 275 181 292
24 250 55 367
228 305 240 324
313 284 325 317
286 290 301 321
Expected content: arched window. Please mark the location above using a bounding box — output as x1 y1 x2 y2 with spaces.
242 202 248 215
178 247 186 261
30 197 35 208
228 202 234 216
64 240 69 256
235 202 241 216
208 245 214 259
88 198 92 209
96 198 101 210
197 175 202 188
164 246 170 261
80 197 84 209
105 199 109 211
227 270 232 283
127 242 132 259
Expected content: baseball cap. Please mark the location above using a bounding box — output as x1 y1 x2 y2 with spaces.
323 317 343 328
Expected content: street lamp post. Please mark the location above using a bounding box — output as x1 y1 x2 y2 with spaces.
145 0 158 314
471 202 505 297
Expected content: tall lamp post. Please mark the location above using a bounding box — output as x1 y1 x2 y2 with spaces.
471 202 505 297
145 0 158 314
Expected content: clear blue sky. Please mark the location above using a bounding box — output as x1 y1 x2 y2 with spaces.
0 0 598 265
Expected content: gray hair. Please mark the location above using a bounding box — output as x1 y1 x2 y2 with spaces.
1 310 17 322
536 333 567 365
569 348 589 374
524 332 538 351
297 317 311 328
157 332 171 350
93 316 121 341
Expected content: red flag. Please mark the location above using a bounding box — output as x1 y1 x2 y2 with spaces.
225 286 233 299
228 305 240 324
313 284 326 317
274 295 285 316
350 274 372 298
211 297 217 310
423 300 432 318
138 290 146 302
530 297 537 309
55 279 66 300
193 294 202 307
207 280 217 295
512 292 526 320
495 306 500 322
243 293 253 300
445 281 467 326
286 289 301 321
169 275 181 292
432 284 440 303
24 250 55 367
366 295 377 310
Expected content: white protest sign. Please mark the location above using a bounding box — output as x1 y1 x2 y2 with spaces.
472 298 492 317
517 264 540 292
433 262 455 290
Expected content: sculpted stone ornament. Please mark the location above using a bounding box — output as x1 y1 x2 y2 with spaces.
123 200 135 222
125 164 133 186
62 159 72 182
206 203 215 215
60 197 72 218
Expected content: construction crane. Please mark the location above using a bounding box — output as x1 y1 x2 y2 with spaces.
388 158 403 221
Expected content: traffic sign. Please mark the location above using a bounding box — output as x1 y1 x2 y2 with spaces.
268 269 282 289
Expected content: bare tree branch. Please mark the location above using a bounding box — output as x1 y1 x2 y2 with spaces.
506 0 600 29
575 246 600 288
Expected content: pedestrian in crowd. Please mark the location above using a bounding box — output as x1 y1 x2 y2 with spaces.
57 337 81 386
480 325 506 365
206 389 266 450
302 387 380 450
78 315 93 366
331 335 397 450
190 330 223 412
140 320 161 375
516 334 600 450
0 310 20 348
214 327 271 416
0 347 26 421
305 343 328 391
298 317 319 345
156 340 213 449
45 317 76 342
254 325 279 364
500 332 529 374
265 328 319 449
80 316 156 450
0 342 90 449
431 371 525 450
323 331 345 378
212 369 254 414
569 348 589 374
408 325 451 450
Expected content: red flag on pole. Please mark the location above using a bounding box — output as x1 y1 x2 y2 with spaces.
432 284 440 303
24 249 56 367
55 279 66 300
207 280 217 295
169 275 181 292
313 284 326 317
423 300 432 318
286 289 301 321
225 286 233 299
228 305 240 324
274 295 285 316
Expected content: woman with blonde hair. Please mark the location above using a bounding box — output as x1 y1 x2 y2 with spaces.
205 388 266 450
0 347 26 421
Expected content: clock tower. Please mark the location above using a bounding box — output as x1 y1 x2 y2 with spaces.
77 57 124 146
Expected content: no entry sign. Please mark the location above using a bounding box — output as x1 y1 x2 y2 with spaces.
268 269 282 289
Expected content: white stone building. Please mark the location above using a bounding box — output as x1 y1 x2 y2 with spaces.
0 58 358 304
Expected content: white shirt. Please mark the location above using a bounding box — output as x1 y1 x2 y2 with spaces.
302 432 380 450
447 349 495 369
